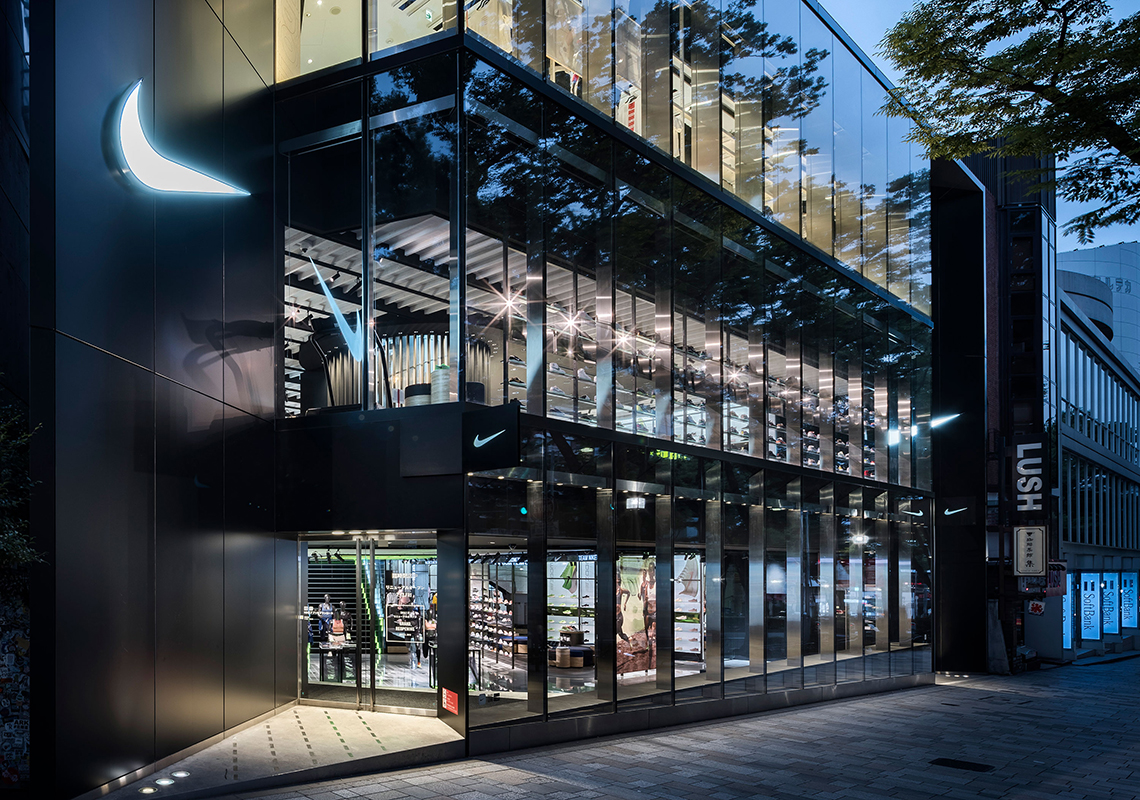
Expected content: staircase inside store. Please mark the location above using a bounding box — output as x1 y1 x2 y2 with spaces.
307 549 371 648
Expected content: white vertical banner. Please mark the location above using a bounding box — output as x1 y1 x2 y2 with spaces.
1080 574 1101 641
1102 574 1120 635
1062 573 1073 649
1121 572 1137 630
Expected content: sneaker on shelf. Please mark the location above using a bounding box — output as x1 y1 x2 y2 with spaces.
577 368 594 382
550 385 568 396
508 354 525 366
509 377 526 387
549 362 567 375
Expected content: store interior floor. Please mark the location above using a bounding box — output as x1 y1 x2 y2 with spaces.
106 705 461 799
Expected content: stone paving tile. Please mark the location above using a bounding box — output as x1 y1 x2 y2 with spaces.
219 659 1140 800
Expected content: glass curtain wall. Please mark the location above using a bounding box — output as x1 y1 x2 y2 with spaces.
545 431 611 717
280 82 365 417
371 57 460 407
276 0 934 311
279 55 932 493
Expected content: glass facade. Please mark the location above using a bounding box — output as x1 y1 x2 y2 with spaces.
463 430 932 725
275 0 932 314
1054 298 1140 653
275 2 934 734
279 52 933 490
1059 324 1140 465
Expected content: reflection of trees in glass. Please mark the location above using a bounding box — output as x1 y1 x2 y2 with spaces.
370 59 457 226
855 167 932 308
721 0 828 218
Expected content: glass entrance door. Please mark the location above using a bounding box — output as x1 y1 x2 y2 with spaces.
301 535 439 712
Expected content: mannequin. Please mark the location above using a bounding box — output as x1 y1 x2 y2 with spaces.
318 594 334 641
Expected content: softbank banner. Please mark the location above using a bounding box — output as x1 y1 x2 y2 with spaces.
1081 574 1100 640
1062 575 1073 649
1102 573 1120 635
1122 573 1138 629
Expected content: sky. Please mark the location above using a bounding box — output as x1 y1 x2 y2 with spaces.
823 0 1140 254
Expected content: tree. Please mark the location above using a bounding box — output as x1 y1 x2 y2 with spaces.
880 0 1140 242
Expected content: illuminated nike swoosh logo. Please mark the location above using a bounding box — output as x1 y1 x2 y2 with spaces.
309 257 364 362
944 507 967 516
116 80 248 195
473 430 505 448
901 510 924 517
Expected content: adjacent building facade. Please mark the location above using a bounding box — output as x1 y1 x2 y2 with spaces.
21 1 952 797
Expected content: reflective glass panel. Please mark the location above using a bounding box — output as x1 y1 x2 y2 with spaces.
277 0 362 81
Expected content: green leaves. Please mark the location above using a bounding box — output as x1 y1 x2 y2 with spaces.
881 0 1140 242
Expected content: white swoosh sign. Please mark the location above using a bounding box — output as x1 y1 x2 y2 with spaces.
901 510 924 517
117 80 248 195
944 507 967 516
473 430 505 448
309 257 364 362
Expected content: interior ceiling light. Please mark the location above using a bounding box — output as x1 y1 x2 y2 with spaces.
116 80 248 196
171 771 190 779
155 779 175 786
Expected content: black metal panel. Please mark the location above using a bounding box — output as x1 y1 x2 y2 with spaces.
154 0 225 395
401 413 462 477
224 0 274 87
223 31 276 418
53 337 155 797
53 0 155 367
462 401 521 472
930 163 989 674
155 377 226 756
436 528 468 738
277 405 467 531
224 405 278 729
276 535 299 706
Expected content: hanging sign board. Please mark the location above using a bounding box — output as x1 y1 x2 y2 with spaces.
1012 436 1047 519
1045 562 1067 597
385 603 425 643
1081 574 1101 640
1014 526 1046 576
1122 573 1138 629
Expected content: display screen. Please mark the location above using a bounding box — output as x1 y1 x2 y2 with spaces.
1080 574 1100 640
1062 573 1073 649
1123 572 1138 629
616 554 656 676
1102 573 1120 635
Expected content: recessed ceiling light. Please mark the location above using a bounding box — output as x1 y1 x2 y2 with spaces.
138 789 158 795
171 771 190 778
308 59 313 64
155 779 175 786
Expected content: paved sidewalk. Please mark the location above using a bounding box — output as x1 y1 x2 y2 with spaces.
221 660 1140 800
